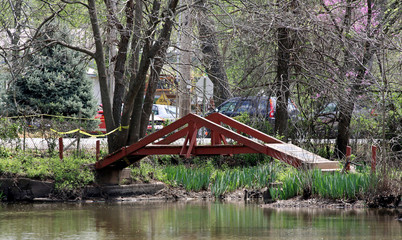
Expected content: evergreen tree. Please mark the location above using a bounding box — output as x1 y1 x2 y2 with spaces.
6 26 96 118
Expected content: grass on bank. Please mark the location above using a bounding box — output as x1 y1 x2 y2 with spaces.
0 150 94 194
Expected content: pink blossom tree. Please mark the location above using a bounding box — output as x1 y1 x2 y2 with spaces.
315 0 381 158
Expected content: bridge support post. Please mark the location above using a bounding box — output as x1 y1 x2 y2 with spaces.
371 145 377 173
95 168 132 185
59 138 63 161
345 146 352 172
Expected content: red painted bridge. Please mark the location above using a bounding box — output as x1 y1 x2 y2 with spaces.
95 113 340 171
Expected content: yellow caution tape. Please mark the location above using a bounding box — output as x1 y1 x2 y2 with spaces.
2 113 131 138
50 125 129 138
2 114 98 121
50 129 81 135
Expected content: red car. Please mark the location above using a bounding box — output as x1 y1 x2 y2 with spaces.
95 109 107 133
95 107 166 134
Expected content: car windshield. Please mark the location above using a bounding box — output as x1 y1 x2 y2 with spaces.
257 99 268 112
164 106 177 116
322 103 337 114
152 105 159 115
236 100 252 113
218 101 237 112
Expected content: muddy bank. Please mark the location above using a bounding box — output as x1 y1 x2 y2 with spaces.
261 197 367 209
1 177 400 209
0 178 166 202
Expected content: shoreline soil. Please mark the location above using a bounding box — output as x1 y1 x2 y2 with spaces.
1 177 400 210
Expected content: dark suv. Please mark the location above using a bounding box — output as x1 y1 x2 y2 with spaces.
214 96 298 120
197 96 298 138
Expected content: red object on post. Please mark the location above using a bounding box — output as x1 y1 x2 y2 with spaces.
96 140 100 161
371 145 377 173
59 137 63 161
346 146 351 172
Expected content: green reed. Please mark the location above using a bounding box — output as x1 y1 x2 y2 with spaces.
162 164 277 198
269 169 303 200
270 169 376 200
311 170 374 199
163 165 211 191
162 163 376 200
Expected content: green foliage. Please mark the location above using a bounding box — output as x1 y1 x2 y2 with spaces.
160 163 277 198
270 169 376 200
211 164 277 197
233 112 274 135
131 162 160 183
5 24 96 118
233 112 251 126
0 118 22 153
314 145 333 159
0 152 94 193
385 93 402 153
163 165 211 191
311 170 375 199
51 157 94 192
157 155 176 165
159 159 376 200
351 114 380 139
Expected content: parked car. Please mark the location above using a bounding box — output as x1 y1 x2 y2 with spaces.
197 96 299 138
315 102 377 138
213 96 298 120
151 104 178 121
317 102 338 124
316 102 377 123
95 108 106 133
147 115 165 134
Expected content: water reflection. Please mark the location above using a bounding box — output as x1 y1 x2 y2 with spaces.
0 201 400 240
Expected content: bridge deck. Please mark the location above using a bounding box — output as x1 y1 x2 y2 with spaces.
266 143 339 170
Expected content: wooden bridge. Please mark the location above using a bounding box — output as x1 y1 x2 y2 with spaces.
95 113 340 173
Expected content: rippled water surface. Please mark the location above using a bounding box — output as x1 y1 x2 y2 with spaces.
0 201 400 240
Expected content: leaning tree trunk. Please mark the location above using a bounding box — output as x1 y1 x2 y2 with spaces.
87 0 115 151
139 58 164 138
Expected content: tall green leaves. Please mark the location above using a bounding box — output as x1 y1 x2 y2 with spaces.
163 164 277 198
270 169 376 200
164 165 211 192
311 170 374 199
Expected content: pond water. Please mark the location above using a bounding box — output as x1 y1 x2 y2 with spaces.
0 201 400 240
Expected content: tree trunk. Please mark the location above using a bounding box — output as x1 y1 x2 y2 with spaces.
87 0 115 151
139 59 163 138
128 83 146 143
105 0 118 106
124 0 179 147
178 0 192 118
335 99 354 158
335 0 375 158
274 26 291 140
196 1 231 107
110 0 134 126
